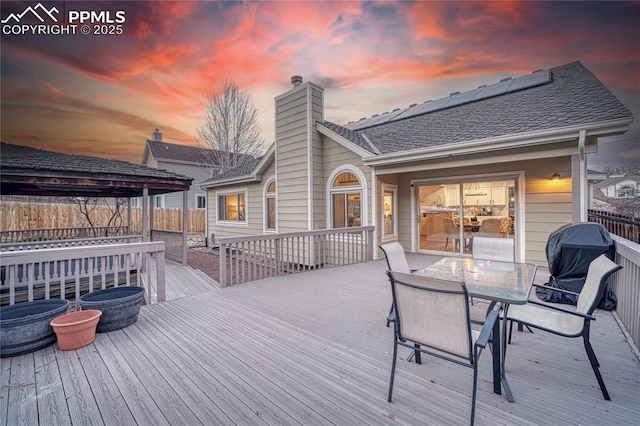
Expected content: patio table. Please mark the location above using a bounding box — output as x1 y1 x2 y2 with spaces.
413 257 538 402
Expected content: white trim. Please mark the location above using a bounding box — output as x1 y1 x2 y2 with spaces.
362 118 632 167
380 183 398 242
215 187 249 226
307 84 314 230
361 133 382 155
316 123 374 157
325 165 368 229
263 175 277 233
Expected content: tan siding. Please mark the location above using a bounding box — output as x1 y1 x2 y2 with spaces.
379 156 573 262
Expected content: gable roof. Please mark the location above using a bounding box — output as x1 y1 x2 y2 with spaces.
144 140 220 166
1 142 192 197
199 143 275 189
325 61 633 157
594 175 640 189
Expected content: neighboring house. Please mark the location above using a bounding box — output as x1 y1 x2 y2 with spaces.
595 175 640 199
200 61 633 264
141 130 220 209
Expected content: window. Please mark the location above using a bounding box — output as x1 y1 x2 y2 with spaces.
264 179 276 231
154 195 164 208
330 171 362 228
217 191 246 222
196 195 206 209
617 185 636 198
381 184 397 240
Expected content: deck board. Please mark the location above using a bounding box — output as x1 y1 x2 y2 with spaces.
2 256 639 425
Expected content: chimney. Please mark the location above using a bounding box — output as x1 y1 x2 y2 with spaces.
291 75 303 87
152 128 162 142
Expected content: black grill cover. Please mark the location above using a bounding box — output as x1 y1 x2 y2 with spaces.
536 222 617 309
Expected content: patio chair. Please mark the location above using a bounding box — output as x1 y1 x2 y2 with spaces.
472 236 514 262
387 271 499 425
505 254 622 400
380 242 413 328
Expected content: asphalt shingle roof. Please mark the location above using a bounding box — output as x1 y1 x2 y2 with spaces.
147 140 220 166
334 61 633 155
2 142 189 180
200 156 262 185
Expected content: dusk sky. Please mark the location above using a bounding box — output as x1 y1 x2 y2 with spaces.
1 1 638 170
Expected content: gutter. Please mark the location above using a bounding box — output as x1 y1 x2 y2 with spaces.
362 118 632 167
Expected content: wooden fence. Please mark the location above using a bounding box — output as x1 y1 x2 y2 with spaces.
0 202 205 233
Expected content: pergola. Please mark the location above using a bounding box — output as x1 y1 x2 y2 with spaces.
0 142 193 264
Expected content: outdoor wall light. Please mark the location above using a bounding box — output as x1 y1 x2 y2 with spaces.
551 172 561 182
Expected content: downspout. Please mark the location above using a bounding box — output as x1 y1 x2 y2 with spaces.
578 129 587 222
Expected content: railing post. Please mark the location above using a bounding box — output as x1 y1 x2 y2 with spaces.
219 241 227 286
156 249 166 302
275 237 281 276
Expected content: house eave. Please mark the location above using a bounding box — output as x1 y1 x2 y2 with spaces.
200 175 259 189
362 118 632 167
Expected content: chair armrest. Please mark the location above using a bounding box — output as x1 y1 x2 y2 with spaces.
523 300 596 321
410 269 418 273
476 310 499 348
532 283 580 297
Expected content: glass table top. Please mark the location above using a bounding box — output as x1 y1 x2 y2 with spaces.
413 257 538 304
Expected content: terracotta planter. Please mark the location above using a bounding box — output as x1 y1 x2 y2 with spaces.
50 310 102 350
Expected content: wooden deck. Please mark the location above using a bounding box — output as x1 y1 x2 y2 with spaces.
2 255 639 425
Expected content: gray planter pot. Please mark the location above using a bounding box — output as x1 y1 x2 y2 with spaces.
79 286 145 333
1 299 70 357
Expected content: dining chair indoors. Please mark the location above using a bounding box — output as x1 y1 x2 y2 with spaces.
505 254 622 400
387 271 499 425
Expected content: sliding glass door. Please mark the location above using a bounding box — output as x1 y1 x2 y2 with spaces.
416 178 516 255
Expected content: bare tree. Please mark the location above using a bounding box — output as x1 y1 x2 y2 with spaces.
69 197 127 237
198 78 264 173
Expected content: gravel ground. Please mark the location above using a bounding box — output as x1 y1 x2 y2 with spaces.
187 248 221 281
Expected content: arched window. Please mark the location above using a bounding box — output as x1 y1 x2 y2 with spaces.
264 178 276 231
330 171 362 228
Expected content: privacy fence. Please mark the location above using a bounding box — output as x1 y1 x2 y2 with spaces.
0 202 205 234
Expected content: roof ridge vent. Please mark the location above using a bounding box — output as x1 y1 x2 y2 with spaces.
409 103 417 107
392 108 400 112
359 117 366 121
424 100 432 103
477 84 487 89
532 69 543 73
372 114 379 117
449 91 460 97
499 77 512 82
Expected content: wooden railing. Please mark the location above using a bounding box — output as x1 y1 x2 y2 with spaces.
610 235 640 349
1 226 129 243
218 226 375 287
151 229 185 264
0 241 165 306
0 235 142 252
589 209 640 244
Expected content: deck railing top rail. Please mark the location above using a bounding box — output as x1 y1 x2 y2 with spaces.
218 226 375 287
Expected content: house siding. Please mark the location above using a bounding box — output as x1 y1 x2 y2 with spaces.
275 82 324 233
155 161 212 209
206 159 276 242
377 155 572 264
